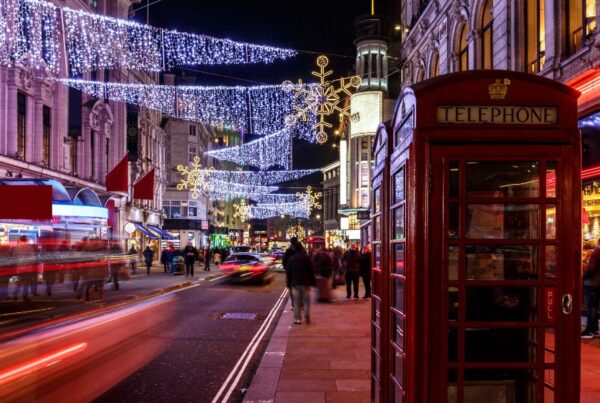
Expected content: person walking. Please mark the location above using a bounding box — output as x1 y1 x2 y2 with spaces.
359 244 372 299
128 245 138 274
108 242 124 291
143 246 154 275
160 248 168 273
285 242 316 324
12 236 37 302
204 248 211 271
342 243 361 300
183 242 198 277
162 242 178 275
582 240 600 338
313 246 333 302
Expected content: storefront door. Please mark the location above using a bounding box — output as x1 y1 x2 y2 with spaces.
430 145 580 403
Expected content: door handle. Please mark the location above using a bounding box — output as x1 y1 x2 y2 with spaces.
561 293 573 315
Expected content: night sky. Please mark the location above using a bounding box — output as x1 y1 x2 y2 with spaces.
136 0 378 176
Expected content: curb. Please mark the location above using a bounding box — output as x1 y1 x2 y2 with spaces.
243 299 293 403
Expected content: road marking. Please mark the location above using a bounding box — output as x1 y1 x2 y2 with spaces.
211 288 288 403
208 274 226 282
0 308 53 317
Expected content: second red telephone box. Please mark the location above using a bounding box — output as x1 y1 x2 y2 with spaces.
370 71 582 403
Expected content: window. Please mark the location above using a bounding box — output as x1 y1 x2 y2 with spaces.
42 106 51 166
525 0 545 73
567 0 597 55
162 201 170 218
457 24 469 71
189 125 197 136
171 201 182 219
188 144 197 163
70 140 78 174
189 201 198 217
17 92 26 160
481 0 494 69
430 53 440 77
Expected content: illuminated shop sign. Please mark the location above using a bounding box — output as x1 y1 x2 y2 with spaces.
437 105 558 125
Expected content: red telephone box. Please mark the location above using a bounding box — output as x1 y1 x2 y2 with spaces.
371 71 581 403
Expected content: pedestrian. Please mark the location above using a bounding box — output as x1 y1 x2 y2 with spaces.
160 248 168 273
285 241 316 324
13 235 38 302
108 242 125 291
331 247 343 289
284 237 300 307
213 249 221 265
204 248 211 271
582 239 600 338
128 245 138 274
143 246 154 275
183 242 197 277
313 245 333 303
163 242 178 275
43 241 58 297
342 243 361 300
360 244 372 299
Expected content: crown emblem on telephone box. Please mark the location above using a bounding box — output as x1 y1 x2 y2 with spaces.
488 79 510 100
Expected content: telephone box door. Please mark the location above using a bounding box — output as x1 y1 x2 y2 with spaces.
430 145 580 403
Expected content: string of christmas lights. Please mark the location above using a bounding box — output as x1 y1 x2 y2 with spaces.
58 79 316 139
0 0 61 73
207 181 279 201
0 0 297 76
249 202 310 219
204 128 292 169
207 169 319 186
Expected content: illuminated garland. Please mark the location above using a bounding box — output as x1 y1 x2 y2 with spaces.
204 128 292 169
207 169 319 186
207 181 279 201
59 79 316 139
249 203 310 219
297 186 322 213
0 0 61 73
176 156 214 200
233 199 251 221
0 0 296 75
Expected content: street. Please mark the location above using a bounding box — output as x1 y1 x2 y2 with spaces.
95 273 287 403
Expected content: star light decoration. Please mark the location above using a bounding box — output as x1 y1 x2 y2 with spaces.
297 186 322 214
283 55 362 144
176 156 214 200
233 199 252 222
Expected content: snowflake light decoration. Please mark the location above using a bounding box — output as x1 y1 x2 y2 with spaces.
283 55 362 144
176 156 215 199
297 186 322 214
233 199 252 222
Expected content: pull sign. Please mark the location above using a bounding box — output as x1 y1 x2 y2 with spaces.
545 288 556 321
561 293 573 315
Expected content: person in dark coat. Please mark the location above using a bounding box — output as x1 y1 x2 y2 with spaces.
313 247 333 303
342 243 361 300
108 242 125 291
128 246 138 274
163 242 178 275
359 245 372 299
143 246 154 275
204 248 211 271
183 242 198 277
582 240 600 338
283 237 299 270
285 242 316 324
160 249 168 273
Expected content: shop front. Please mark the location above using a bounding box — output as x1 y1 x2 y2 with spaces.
372 71 581 403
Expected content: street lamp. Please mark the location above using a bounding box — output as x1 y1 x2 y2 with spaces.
316 214 321 220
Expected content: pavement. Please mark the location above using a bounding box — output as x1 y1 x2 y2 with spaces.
243 283 371 403
243 284 600 403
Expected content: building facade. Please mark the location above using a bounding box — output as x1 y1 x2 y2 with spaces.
0 0 166 254
321 161 344 248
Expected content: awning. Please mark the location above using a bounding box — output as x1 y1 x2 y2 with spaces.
134 223 158 239
148 225 176 239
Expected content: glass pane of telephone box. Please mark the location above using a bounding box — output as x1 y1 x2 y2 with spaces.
465 245 538 280
462 368 537 402
465 287 538 322
546 161 557 198
466 204 539 239
466 161 539 198
464 328 538 363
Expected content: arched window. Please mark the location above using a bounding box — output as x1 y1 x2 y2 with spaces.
430 53 440 77
525 0 545 73
481 0 494 69
457 24 469 71
567 0 597 55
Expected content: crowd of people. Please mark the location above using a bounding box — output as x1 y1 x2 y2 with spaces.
282 237 372 325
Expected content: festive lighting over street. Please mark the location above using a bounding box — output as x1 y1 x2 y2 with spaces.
0 0 298 75
59 78 317 139
204 128 293 169
232 199 251 222
176 156 214 200
296 185 322 213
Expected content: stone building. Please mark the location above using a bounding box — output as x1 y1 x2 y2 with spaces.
0 0 166 251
